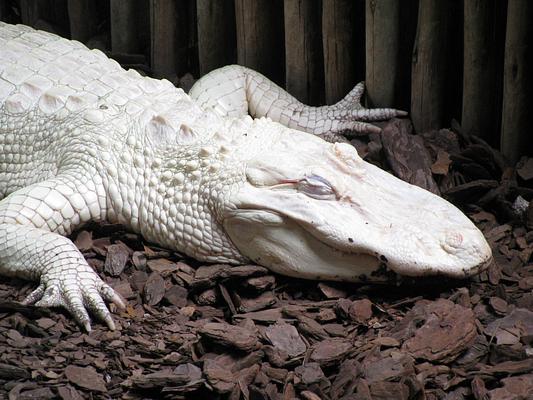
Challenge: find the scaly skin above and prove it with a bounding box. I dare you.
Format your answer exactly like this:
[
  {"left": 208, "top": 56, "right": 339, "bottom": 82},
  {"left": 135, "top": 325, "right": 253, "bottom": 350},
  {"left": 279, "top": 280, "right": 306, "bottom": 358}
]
[
  {"left": 0, "top": 23, "right": 493, "bottom": 331},
  {"left": 190, "top": 65, "right": 407, "bottom": 139}
]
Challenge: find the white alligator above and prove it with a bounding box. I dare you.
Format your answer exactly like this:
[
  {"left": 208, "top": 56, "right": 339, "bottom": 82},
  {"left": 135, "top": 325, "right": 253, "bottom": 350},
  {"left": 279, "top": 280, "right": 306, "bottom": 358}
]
[{"left": 0, "top": 23, "right": 492, "bottom": 331}]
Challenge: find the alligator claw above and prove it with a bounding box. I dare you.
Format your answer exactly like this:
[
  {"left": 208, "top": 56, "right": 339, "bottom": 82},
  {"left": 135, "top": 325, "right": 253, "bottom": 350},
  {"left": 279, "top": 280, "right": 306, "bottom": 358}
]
[{"left": 22, "top": 265, "right": 125, "bottom": 332}]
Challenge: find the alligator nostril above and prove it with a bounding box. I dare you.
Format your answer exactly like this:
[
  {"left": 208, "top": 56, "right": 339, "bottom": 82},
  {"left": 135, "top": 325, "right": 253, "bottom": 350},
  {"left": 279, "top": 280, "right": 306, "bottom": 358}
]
[{"left": 442, "top": 231, "right": 463, "bottom": 253}]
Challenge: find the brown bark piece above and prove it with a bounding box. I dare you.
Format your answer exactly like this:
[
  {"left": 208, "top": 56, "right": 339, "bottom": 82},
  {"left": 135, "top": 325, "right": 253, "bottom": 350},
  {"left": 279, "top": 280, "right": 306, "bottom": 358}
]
[
  {"left": 335, "top": 298, "right": 373, "bottom": 323},
  {"left": 487, "top": 374, "right": 533, "bottom": 400},
  {"left": 310, "top": 339, "right": 353, "bottom": 367},
  {"left": 191, "top": 264, "right": 268, "bottom": 290},
  {"left": 164, "top": 285, "right": 188, "bottom": 307},
  {"left": 147, "top": 259, "right": 178, "bottom": 275},
  {"left": 203, "top": 359, "right": 235, "bottom": 393},
  {"left": 381, "top": 119, "right": 440, "bottom": 194},
  {"left": 392, "top": 299, "right": 477, "bottom": 363},
  {"left": 104, "top": 243, "right": 129, "bottom": 276},
  {"left": 0, "top": 363, "right": 29, "bottom": 380},
  {"left": 485, "top": 308, "right": 533, "bottom": 345},
  {"left": 74, "top": 231, "right": 92, "bottom": 252},
  {"left": 57, "top": 385, "right": 84, "bottom": 400},
  {"left": 265, "top": 322, "right": 306, "bottom": 358},
  {"left": 517, "top": 158, "right": 533, "bottom": 181},
  {"left": 362, "top": 353, "right": 415, "bottom": 383},
  {"left": 64, "top": 365, "right": 107, "bottom": 393},
  {"left": 143, "top": 272, "right": 166, "bottom": 306},
  {"left": 370, "top": 381, "right": 410, "bottom": 400},
  {"left": 294, "top": 362, "right": 327, "bottom": 387},
  {"left": 132, "top": 363, "right": 203, "bottom": 389},
  {"left": 444, "top": 179, "right": 499, "bottom": 205},
  {"left": 199, "top": 322, "right": 260, "bottom": 352}
]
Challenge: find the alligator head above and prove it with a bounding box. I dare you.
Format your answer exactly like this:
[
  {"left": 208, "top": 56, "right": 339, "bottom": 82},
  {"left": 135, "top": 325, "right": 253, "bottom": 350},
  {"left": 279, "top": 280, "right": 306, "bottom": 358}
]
[{"left": 222, "top": 120, "right": 493, "bottom": 282}]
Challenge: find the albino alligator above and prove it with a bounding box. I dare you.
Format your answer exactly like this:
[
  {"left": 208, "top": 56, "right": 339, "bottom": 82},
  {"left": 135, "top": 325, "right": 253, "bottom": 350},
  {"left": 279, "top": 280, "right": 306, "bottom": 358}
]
[{"left": 0, "top": 23, "right": 492, "bottom": 331}]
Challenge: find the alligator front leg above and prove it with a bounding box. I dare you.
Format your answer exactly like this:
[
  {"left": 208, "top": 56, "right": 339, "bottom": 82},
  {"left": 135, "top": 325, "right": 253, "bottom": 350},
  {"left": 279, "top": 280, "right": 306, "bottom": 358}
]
[
  {"left": 0, "top": 175, "right": 124, "bottom": 331},
  {"left": 189, "top": 65, "right": 407, "bottom": 137}
]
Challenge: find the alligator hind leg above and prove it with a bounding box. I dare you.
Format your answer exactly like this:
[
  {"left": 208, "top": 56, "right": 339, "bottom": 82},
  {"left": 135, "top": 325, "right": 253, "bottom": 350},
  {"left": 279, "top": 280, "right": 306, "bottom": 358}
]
[
  {"left": 0, "top": 174, "right": 124, "bottom": 331},
  {"left": 189, "top": 65, "right": 407, "bottom": 137}
]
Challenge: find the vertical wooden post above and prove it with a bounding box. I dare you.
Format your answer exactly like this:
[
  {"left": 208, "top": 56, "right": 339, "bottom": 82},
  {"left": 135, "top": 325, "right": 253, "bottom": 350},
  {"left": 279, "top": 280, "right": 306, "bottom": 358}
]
[
  {"left": 501, "top": 0, "right": 533, "bottom": 163},
  {"left": 67, "top": 0, "right": 96, "bottom": 42},
  {"left": 365, "top": 0, "right": 400, "bottom": 108},
  {"left": 110, "top": 0, "right": 140, "bottom": 53},
  {"left": 150, "top": 0, "right": 177, "bottom": 79},
  {"left": 19, "top": 0, "right": 40, "bottom": 27},
  {"left": 197, "top": 0, "right": 236, "bottom": 76},
  {"left": 322, "top": 0, "right": 361, "bottom": 104},
  {"left": 410, "top": 0, "right": 449, "bottom": 133},
  {"left": 395, "top": 0, "right": 419, "bottom": 111},
  {"left": 235, "top": 0, "right": 285, "bottom": 85},
  {"left": 283, "top": 0, "right": 324, "bottom": 105},
  {"left": 0, "top": 1, "right": 7, "bottom": 21},
  {"left": 462, "top": 1, "right": 498, "bottom": 141}
]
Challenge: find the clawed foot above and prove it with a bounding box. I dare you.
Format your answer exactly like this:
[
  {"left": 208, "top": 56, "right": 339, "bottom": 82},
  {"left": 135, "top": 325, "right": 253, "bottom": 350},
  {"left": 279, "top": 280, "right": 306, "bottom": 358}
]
[
  {"left": 330, "top": 81, "right": 408, "bottom": 136},
  {"left": 22, "top": 265, "right": 125, "bottom": 332}
]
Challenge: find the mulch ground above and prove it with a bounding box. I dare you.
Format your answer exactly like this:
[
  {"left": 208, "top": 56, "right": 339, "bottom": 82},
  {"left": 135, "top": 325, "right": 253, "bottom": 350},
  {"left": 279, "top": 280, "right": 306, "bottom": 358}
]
[{"left": 0, "top": 119, "right": 532, "bottom": 400}]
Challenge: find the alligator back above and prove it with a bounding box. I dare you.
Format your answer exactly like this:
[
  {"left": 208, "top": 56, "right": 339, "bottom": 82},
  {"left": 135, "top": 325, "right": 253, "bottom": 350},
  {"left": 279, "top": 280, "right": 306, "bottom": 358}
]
[{"left": 0, "top": 22, "right": 203, "bottom": 199}]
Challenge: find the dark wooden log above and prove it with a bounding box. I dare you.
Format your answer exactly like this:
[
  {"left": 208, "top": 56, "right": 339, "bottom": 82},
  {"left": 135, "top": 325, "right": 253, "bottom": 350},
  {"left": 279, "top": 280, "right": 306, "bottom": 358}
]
[
  {"left": 0, "top": 1, "right": 7, "bottom": 21},
  {"left": 500, "top": 0, "right": 533, "bottom": 163},
  {"left": 283, "top": 0, "right": 324, "bottom": 105},
  {"left": 185, "top": 0, "right": 199, "bottom": 77},
  {"left": 410, "top": 0, "right": 449, "bottom": 133},
  {"left": 365, "top": 0, "right": 400, "bottom": 108},
  {"left": 197, "top": 0, "right": 236, "bottom": 76},
  {"left": 110, "top": 0, "right": 140, "bottom": 53},
  {"left": 322, "top": 0, "right": 361, "bottom": 104},
  {"left": 235, "top": 0, "right": 285, "bottom": 85},
  {"left": 67, "top": 0, "right": 97, "bottom": 42},
  {"left": 19, "top": 0, "right": 40, "bottom": 26},
  {"left": 462, "top": 1, "right": 499, "bottom": 142},
  {"left": 150, "top": 0, "right": 178, "bottom": 79}
]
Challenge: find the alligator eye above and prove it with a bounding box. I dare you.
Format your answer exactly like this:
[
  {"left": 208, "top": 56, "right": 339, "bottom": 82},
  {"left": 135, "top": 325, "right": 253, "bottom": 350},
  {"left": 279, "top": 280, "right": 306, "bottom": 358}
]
[{"left": 297, "top": 175, "right": 337, "bottom": 200}]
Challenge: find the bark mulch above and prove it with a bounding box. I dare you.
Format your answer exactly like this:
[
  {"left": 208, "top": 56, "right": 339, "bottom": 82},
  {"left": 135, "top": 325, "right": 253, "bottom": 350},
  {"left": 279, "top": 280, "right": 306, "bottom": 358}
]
[{"left": 0, "top": 119, "right": 532, "bottom": 399}]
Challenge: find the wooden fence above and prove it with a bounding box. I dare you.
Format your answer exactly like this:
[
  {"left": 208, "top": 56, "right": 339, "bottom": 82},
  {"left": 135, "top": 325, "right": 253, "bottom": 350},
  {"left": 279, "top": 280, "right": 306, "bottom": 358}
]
[{"left": 1, "top": 0, "right": 532, "bottom": 163}]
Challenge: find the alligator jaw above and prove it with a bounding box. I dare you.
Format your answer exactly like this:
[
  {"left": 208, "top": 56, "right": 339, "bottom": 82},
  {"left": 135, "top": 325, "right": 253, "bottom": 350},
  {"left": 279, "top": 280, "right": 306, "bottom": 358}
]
[
  {"left": 223, "top": 209, "right": 397, "bottom": 283},
  {"left": 222, "top": 132, "right": 493, "bottom": 281}
]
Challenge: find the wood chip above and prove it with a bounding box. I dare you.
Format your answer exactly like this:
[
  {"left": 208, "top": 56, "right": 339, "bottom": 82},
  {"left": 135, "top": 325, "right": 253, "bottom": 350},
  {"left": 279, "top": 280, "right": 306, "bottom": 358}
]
[
  {"left": 381, "top": 119, "right": 440, "bottom": 194},
  {"left": 64, "top": 365, "right": 107, "bottom": 393},
  {"left": 164, "top": 285, "right": 188, "bottom": 307},
  {"left": 199, "top": 322, "right": 260, "bottom": 352},
  {"left": 104, "top": 243, "right": 130, "bottom": 276},
  {"left": 264, "top": 322, "right": 306, "bottom": 358},
  {"left": 191, "top": 264, "right": 268, "bottom": 290},
  {"left": 392, "top": 299, "right": 477, "bottom": 362},
  {"left": 143, "top": 272, "right": 166, "bottom": 306}
]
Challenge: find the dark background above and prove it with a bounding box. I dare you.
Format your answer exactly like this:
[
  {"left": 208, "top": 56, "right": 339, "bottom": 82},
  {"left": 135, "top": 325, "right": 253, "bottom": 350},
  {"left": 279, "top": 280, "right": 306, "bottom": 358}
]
[{"left": 1, "top": 0, "right": 532, "bottom": 162}]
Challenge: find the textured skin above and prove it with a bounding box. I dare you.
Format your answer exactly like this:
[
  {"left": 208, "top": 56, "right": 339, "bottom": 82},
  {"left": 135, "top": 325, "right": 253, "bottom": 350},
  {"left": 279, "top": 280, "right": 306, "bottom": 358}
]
[
  {"left": 190, "top": 65, "right": 407, "bottom": 138},
  {"left": 0, "top": 23, "right": 493, "bottom": 331}
]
